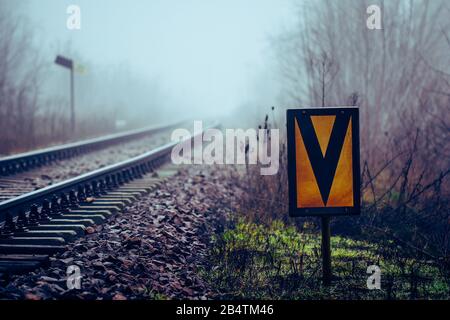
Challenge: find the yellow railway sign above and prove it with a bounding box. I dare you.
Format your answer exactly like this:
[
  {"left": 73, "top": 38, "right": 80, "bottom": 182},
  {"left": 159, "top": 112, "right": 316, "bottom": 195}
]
[{"left": 287, "top": 107, "right": 360, "bottom": 216}]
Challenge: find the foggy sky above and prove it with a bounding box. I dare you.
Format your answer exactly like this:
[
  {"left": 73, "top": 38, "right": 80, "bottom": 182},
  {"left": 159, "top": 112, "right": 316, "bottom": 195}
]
[{"left": 17, "top": 0, "right": 297, "bottom": 120}]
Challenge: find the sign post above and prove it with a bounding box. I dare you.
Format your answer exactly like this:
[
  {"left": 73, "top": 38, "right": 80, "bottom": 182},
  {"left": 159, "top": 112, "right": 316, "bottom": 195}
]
[
  {"left": 321, "top": 216, "right": 332, "bottom": 285},
  {"left": 286, "top": 107, "right": 360, "bottom": 285},
  {"left": 55, "top": 55, "right": 75, "bottom": 133}
]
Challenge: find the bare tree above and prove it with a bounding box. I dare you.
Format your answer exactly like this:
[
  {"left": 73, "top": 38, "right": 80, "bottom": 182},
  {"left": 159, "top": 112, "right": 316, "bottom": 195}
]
[
  {"left": 0, "top": 2, "right": 44, "bottom": 154},
  {"left": 276, "top": 0, "right": 450, "bottom": 166}
]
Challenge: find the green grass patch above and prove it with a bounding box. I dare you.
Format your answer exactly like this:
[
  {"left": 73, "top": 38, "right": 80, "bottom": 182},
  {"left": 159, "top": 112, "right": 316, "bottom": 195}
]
[{"left": 203, "top": 218, "right": 449, "bottom": 300}]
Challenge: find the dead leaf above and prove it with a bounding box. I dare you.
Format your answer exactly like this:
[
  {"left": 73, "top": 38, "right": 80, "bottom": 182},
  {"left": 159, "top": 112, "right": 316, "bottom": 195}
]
[
  {"left": 25, "top": 293, "right": 42, "bottom": 300},
  {"left": 112, "top": 293, "right": 127, "bottom": 300}
]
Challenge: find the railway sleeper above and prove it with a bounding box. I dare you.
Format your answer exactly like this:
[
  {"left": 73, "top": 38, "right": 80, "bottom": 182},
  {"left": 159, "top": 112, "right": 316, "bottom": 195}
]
[
  {"left": 125, "top": 183, "right": 161, "bottom": 190},
  {"left": 115, "top": 188, "right": 150, "bottom": 195},
  {"left": 0, "top": 244, "right": 65, "bottom": 255},
  {"left": 79, "top": 200, "right": 127, "bottom": 209},
  {"left": 126, "top": 180, "right": 160, "bottom": 185},
  {"left": 98, "top": 193, "right": 138, "bottom": 201},
  {"left": 106, "top": 191, "right": 142, "bottom": 198},
  {"left": 120, "top": 182, "right": 154, "bottom": 188},
  {"left": 76, "top": 205, "right": 120, "bottom": 214},
  {"left": 30, "top": 224, "right": 85, "bottom": 237},
  {"left": 156, "top": 170, "right": 179, "bottom": 178},
  {"left": 58, "top": 214, "right": 106, "bottom": 224},
  {"left": 0, "top": 260, "right": 45, "bottom": 274},
  {"left": 46, "top": 218, "right": 95, "bottom": 227},
  {"left": 0, "top": 236, "right": 66, "bottom": 246},
  {"left": 0, "top": 254, "right": 49, "bottom": 264},
  {"left": 16, "top": 229, "right": 78, "bottom": 241},
  {"left": 69, "top": 209, "right": 113, "bottom": 218},
  {"left": 0, "top": 254, "right": 50, "bottom": 276}
]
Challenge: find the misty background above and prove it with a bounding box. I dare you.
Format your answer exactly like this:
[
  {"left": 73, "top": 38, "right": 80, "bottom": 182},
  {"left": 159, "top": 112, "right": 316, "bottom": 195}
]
[{"left": 0, "top": 0, "right": 296, "bottom": 153}]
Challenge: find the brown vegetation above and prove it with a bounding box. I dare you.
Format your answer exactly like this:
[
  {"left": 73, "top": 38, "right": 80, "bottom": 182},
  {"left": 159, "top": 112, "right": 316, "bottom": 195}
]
[{"left": 227, "top": 0, "right": 450, "bottom": 297}]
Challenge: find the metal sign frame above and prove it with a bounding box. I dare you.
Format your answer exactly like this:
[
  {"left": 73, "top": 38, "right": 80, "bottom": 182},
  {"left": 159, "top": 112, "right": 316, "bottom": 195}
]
[
  {"left": 55, "top": 55, "right": 73, "bottom": 69},
  {"left": 287, "top": 107, "right": 360, "bottom": 217}
]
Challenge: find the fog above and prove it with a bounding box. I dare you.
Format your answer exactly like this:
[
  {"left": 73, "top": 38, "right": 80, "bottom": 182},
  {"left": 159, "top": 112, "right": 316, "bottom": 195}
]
[{"left": 13, "top": 0, "right": 296, "bottom": 125}]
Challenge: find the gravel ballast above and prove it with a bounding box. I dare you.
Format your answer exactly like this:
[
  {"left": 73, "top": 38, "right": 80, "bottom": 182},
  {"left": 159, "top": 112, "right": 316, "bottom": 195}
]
[{"left": 0, "top": 165, "right": 241, "bottom": 300}]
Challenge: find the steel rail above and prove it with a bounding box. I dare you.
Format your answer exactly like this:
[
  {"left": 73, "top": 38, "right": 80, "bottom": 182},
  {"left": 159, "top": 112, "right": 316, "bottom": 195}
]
[
  {"left": 0, "top": 121, "right": 183, "bottom": 176},
  {"left": 0, "top": 122, "right": 218, "bottom": 223}
]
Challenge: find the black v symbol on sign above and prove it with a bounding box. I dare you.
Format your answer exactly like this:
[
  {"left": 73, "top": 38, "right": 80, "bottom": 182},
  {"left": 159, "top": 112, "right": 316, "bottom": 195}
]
[{"left": 296, "top": 113, "right": 351, "bottom": 205}]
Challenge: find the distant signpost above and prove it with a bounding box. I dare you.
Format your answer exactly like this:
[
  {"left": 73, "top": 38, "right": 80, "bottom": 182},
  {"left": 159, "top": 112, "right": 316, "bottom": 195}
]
[
  {"left": 55, "top": 55, "right": 75, "bottom": 133},
  {"left": 286, "top": 107, "right": 360, "bottom": 285}
]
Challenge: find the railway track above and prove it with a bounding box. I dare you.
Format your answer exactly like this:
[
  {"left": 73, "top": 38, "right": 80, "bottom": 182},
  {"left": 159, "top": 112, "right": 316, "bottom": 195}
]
[
  {"left": 0, "top": 122, "right": 216, "bottom": 279},
  {"left": 0, "top": 122, "right": 181, "bottom": 202},
  {"left": 0, "top": 122, "right": 179, "bottom": 177}
]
